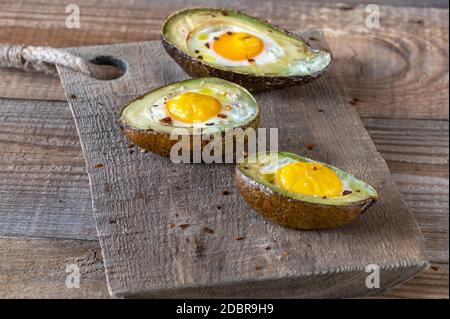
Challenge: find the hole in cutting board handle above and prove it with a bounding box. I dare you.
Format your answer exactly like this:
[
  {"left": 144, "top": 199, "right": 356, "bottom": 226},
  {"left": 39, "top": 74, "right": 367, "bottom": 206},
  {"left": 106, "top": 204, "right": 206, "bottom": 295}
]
[{"left": 89, "top": 55, "right": 127, "bottom": 80}]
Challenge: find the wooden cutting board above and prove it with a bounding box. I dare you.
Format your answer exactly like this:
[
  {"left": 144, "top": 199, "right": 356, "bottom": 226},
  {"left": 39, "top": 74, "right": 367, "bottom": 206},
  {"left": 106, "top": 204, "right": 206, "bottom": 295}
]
[{"left": 56, "top": 31, "right": 428, "bottom": 298}]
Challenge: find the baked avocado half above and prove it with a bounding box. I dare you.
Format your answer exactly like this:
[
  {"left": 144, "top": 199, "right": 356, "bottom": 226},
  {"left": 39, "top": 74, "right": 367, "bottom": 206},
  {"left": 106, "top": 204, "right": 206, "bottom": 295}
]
[
  {"left": 235, "top": 152, "right": 378, "bottom": 229},
  {"left": 119, "top": 77, "right": 259, "bottom": 160},
  {"left": 161, "top": 8, "right": 332, "bottom": 92}
]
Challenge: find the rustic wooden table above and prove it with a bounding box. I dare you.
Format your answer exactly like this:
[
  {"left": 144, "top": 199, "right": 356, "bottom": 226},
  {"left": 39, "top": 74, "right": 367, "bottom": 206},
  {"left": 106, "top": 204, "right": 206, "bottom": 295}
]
[{"left": 0, "top": 0, "right": 448, "bottom": 298}]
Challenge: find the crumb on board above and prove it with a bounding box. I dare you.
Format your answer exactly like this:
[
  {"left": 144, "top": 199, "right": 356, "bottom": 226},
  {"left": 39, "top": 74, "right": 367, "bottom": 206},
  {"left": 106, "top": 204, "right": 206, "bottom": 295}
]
[{"left": 203, "top": 226, "right": 215, "bottom": 234}]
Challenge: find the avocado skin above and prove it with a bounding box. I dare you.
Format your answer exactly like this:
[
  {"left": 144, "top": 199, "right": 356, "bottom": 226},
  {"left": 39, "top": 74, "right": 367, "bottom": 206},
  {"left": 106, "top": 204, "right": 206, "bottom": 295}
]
[
  {"left": 119, "top": 114, "right": 259, "bottom": 159},
  {"left": 161, "top": 8, "right": 332, "bottom": 92},
  {"left": 235, "top": 167, "right": 376, "bottom": 230}
]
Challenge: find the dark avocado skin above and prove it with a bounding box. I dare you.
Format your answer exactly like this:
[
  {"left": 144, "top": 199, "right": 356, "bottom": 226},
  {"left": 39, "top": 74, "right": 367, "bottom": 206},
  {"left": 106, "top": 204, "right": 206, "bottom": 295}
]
[
  {"left": 119, "top": 115, "right": 259, "bottom": 160},
  {"left": 235, "top": 167, "right": 377, "bottom": 230},
  {"left": 161, "top": 8, "right": 332, "bottom": 93}
]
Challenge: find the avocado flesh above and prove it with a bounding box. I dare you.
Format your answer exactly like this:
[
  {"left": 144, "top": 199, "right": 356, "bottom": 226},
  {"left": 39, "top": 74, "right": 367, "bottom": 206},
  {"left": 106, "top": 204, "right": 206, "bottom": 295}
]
[
  {"left": 120, "top": 77, "right": 259, "bottom": 134},
  {"left": 161, "top": 8, "right": 332, "bottom": 91},
  {"left": 235, "top": 152, "right": 378, "bottom": 229},
  {"left": 119, "top": 77, "right": 259, "bottom": 157}
]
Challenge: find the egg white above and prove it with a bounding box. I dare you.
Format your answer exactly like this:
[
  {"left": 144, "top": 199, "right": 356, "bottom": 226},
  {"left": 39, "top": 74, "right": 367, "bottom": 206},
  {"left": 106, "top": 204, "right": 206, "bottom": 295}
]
[
  {"left": 258, "top": 156, "right": 351, "bottom": 193},
  {"left": 145, "top": 86, "right": 256, "bottom": 129},
  {"left": 259, "top": 156, "right": 296, "bottom": 174},
  {"left": 187, "top": 25, "right": 284, "bottom": 67}
]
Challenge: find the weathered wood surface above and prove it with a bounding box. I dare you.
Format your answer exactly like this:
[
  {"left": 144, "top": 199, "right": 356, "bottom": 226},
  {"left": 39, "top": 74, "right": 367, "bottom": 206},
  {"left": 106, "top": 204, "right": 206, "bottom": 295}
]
[
  {"left": 0, "top": 236, "right": 109, "bottom": 299},
  {"left": 1, "top": 100, "right": 447, "bottom": 260},
  {"left": 382, "top": 263, "right": 449, "bottom": 299},
  {"left": 363, "top": 118, "right": 449, "bottom": 263},
  {"left": 0, "top": 2, "right": 448, "bottom": 120},
  {"left": 0, "top": 99, "right": 97, "bottom": 240},
  {"left": 4, "top": 108, "right": 445, "bottom": 299},
  {"left": 0, "top": 235, "right": 446, "bottom": 299},
  {"left": 363, "top": 118, "right": 449, "bottom": 179},
  {"left": 44, "top": 32, "right": 425, "bottom": 297},
  {"left": 0, "top": 0, "right": 447, "bottom": 299}
]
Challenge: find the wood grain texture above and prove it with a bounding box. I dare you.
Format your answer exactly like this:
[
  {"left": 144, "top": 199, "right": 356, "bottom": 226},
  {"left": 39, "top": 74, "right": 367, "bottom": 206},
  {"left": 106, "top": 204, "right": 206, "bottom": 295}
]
[
  {"left": 0, "top": 0, "right": 446, "bottom": 299},
  {"left": 0, "top": 99, "right": 447, "bottom": 264},
  {"left": 0, "top": 2, "right": 447, "bottom": 120},
  {"left": 363, "top": 118, "right": 449, "bottom": 178},
  {"left": 0, "top": 235, "right": 445, "bottom": 299},
  {"left": 392, "top": 174, "right": 448, "bottom": 263},
  {"left": 382, "top": 263, "right": 449, "bottom": 299},
  {"left": 363, "top": 117, "right": 449, "bottom": 263},
  {"left": 0, "top": 99, "right": 96, "bottom": 240},
  {"left": 0, "top": 236, "right": 108, "bottom": 298},
  {"left": 50, "top": 35, "right": 427, "bottom": 297}
]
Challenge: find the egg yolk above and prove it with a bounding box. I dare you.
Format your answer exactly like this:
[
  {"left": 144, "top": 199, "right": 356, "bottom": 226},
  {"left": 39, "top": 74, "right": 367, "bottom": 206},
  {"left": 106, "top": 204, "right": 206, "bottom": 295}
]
[
  {"left": 213, "top": 32, "right": 264, "bottom": 61},
  {"left": 275, "top": 162, "right": 343, "bottom": 197},
  {"left": 165, "top": 92, "right": 221, "bottom": 124}
]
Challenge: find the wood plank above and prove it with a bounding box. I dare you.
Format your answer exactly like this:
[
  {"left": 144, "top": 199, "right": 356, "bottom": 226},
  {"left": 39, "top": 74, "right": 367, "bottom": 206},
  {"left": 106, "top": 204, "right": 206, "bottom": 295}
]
[
  {"left": 51, "top": 36, "right": 427, "bottom": 297},
  {"left": 0, "top": 0, "right": 446, "bottom": 300},
  {"left": 0, "top": 69, "right": 65, "bottom": 103},
  {"left": 0, "top": 98, "right": 446, "bottom": 263},
  {"left": 392, "top": 174, "right": 449, "bottom": 263},
  {"left": 328, "top": 10, "right": 448, "bottom": 120},
  {"left": 0, "top": 2, "right": 447, "bottom": 120},
  {"left": 0, "top": 235, "right": 445, "bottom": 299},
  {"left": 382, "top": 263, "right": 449, "bottom": 299},
  {"left": 0, "top": 1, "right": 446, "bottom": 48},
  {"left": 0, "top": 99, "right": 96, "bottom": 240},
  {"left": 363, "top": 117, "right": 449, "bottom": 263},
  {"left": 0, "top": 236, "right": 108, "bottom": 298},
  {"left": 363, "top": 118, "right": 449, "bottom": 178}
]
